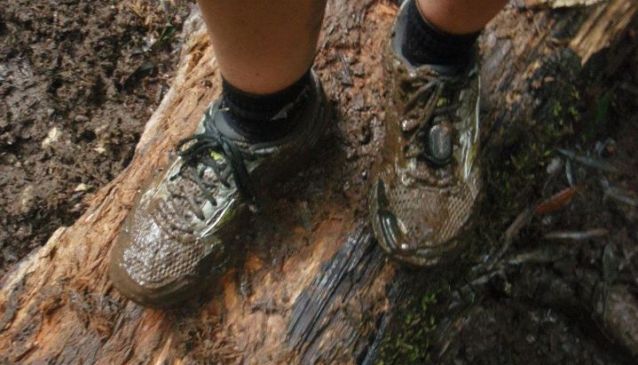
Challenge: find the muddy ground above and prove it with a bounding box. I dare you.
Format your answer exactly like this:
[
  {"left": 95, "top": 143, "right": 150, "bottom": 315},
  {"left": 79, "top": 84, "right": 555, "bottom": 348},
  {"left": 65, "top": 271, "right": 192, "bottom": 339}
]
[
  {"left": 0, "top": 0, "right": 191, "bottom": 276},
  {"left": 1, "top": 1, "right": 638, "bottom": 364},
  {"left": 377, "top": 22, "right": 638, "bottom": 364}
]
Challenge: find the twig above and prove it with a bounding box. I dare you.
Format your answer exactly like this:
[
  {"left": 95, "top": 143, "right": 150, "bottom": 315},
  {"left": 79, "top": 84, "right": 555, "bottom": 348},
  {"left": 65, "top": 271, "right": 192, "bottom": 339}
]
[
  {"left": 544, "top": 228, "right": 608, "bottom": 241},
  {"left": 557, "top": 148, "right": 619, "bottom": 174}
]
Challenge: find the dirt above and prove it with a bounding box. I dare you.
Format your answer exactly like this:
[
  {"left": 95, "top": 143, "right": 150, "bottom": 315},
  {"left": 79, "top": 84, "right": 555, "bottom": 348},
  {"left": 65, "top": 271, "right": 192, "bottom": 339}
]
[
  {"left": 378, "top": 21, "right": 638, "bottom": 365},
  {"left": 446, "top": 38, "right": 638, "bottom": 365},
  {"left": 0, "top": 0, "right": 191, "bottom": 275}
]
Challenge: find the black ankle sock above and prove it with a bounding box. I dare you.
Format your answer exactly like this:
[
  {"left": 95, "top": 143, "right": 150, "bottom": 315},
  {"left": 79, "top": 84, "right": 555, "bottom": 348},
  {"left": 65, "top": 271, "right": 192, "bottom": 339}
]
[
  {"left": 222, "top": 70, "right": 312, "bottom": 140},
  {"left": 402, "top": 0, "right": 480, "bottom": 68}
]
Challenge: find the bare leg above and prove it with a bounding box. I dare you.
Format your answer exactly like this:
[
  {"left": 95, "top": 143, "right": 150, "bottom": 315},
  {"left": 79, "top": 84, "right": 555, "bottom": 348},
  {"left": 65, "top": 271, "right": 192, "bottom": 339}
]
[
  {"left": 197, "top": 0, "right": 327, "bottom": 94},
  {"left": 417, "top": 0, "right": 507, "bottom": 35}
]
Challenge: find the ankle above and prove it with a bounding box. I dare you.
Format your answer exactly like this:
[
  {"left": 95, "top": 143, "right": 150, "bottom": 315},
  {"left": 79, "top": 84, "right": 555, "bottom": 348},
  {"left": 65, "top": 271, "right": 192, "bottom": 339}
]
[
  {"left": 401, "top": 0, "right": 479, "bottom": 68},
  {"left": 221, "top": 70, "right": 312, "bottom": 141}
]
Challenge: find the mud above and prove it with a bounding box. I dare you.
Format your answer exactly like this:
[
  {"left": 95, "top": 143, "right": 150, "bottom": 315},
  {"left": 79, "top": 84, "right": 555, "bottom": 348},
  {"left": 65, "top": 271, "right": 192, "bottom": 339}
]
[
  {"left": 1, "top": 1, "right": 637, "bottom": 364},
  {"left": 378, "top": 21, "right": 638, "bottom": 365},
  {"left": 0, "top": 0, "right": 191, "bottom": 275}
]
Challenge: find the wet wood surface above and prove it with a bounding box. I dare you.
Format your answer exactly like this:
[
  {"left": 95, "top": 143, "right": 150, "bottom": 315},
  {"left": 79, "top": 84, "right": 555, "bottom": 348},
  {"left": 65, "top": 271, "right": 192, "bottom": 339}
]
[{"left": 0, "top": 1, "right": 636, "bottom": 364}]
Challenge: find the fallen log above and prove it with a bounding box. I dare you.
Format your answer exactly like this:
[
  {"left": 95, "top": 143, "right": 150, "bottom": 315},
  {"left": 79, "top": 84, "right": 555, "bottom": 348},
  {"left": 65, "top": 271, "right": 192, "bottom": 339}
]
[{"left": 1, "top": 0, "right": 636, "bottom": 364}]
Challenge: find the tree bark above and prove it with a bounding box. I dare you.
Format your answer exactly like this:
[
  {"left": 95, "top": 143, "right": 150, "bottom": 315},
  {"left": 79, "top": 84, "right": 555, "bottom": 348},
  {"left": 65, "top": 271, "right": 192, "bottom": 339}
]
[{"left": 1, "top": 1, "right": 636, "bottom": 364}]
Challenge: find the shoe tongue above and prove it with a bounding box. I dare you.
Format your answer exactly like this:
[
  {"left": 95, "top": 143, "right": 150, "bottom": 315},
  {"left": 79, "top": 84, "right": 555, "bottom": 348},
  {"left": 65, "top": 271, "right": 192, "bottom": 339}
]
[
  {"left": 425, "top": 122, "right": 453, "bottom": 166},
  {"left": 211, "top": 104, "right": 296, "bottom": 147},
  {"left": 209, "top": 106, "right": 251, "bottom": 144}
]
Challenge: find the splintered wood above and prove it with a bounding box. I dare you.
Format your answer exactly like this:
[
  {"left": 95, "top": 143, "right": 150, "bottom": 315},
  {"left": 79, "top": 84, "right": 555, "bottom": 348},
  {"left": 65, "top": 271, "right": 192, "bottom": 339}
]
[{"left": 525, "top": 0, "right": 604, "bottom": 8}]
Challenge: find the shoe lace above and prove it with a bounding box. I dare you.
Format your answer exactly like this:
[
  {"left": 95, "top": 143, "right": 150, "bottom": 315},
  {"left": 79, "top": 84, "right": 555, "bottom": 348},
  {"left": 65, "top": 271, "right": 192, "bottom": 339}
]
[
  {"left": 174, "top": 108, "right": 257, "bottom": 212},
  {"left": 402, "top": 73, "right": 461, "bottom": 163}
]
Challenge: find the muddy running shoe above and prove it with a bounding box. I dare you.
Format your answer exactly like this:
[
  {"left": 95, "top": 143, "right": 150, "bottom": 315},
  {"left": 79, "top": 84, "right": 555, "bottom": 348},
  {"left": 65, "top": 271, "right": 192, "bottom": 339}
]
[
  {"left": 109, "top": 71, "right": 327, "bottom": 307},
  {"left": 368, "top": 3, "right": 481, "bottom": 267}
]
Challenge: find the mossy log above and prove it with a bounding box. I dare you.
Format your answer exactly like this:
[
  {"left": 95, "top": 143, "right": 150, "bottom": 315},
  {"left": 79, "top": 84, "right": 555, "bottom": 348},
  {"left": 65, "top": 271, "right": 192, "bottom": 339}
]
[{"left": 1, "top": 0, "right": 636, "bottom": 364}]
